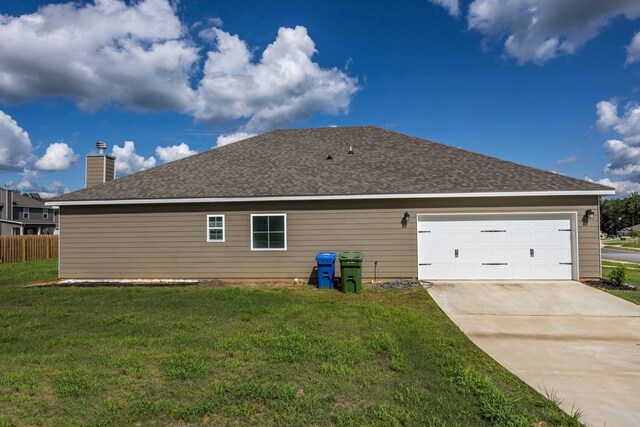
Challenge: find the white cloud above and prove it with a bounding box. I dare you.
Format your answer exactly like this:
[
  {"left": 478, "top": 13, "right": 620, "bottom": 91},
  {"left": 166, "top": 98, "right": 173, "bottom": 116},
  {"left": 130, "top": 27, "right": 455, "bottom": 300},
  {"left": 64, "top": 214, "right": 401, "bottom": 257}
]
[
  {"left": 112, "top": 141, "right": 156, "bottom": 175},
  {"left": 16, "top": 169, "right": 69, "bottom": 199},
  {"left": 596, "top": 98, "right": 640, "bottom": 184},
  {"left": 598, "top": 101, "right": 640, "bottom": 144},
  {"left": 216, "top": 132, "right": 257, "bottom": 146},
  {"left": 193, "top": 26, "right": 358, "bottom": 138},
  {"left": 468, "top": 0, "right": 640, "bottom": 64},
  {"left": 0, "top": 0, "right": 198, "bottom": 110},
  {"left": 428, "top": 0, "right": 460, "bottom": 17},
  {"left": 34, "top": 142, "right": 79, "bottom": 171},
  {"left": 602, "top": 139, "right": 640, "bottom": 176},
  {"left": 16, "top": 169, "right": 39, "bottom": 192},
  {"left": 0, "top": 110, "right": 33, "bottom": 170},
  {"left": 596, "top": 100, "right": 619, "bottom": 130},
  {"left": 594, "top": 178, "right": 640, "bottom": 197},
  {"left": 553, "top": 154, "right": 580, "bottom": 169},
  {"left": 627, "top": 31, "right": 640, "bottom": 64},
  {"left": 0, "top": 3, "right": 358, "bottom": 137},
  {"left": 612, "top": 103, "right": 640, "bottom": 144},
  {"left": 155, "top": 142, "right": 197, "bottom": 163}
]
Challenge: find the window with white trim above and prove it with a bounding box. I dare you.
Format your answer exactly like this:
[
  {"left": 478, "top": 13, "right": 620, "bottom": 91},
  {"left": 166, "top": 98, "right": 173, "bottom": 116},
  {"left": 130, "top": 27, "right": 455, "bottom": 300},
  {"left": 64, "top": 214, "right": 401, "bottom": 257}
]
[
  {"left": 43, "top": 209, "right": 49, "bottom": 220},
  {"left": 23, "top": 207, "right": 29, "bottom": 219},
  {"left": 251, "top": 214, "right": 287, "bottom": 250},
  {"left": 207, "top": 215, "right": 225, "bottom": 242}
]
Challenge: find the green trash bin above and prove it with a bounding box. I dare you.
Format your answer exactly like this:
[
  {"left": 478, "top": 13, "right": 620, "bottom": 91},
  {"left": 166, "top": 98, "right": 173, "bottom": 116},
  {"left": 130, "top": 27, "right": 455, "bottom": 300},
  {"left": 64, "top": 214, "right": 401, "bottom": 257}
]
[{"left": 339, "top": 251, "right": 364, "bottom": 293}]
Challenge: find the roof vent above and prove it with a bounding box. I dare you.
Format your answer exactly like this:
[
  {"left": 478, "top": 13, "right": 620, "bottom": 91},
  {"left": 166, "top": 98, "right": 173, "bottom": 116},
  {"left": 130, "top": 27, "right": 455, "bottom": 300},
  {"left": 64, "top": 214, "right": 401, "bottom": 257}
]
[
  {"left": 326, "top": 154, "right": 333, "bottom": 160},
  {"left": 348, "top": 146, "right": 354, "bottom": 155},
  {"left": 96, "top": 141, "right": 107, "bottom": 155}
]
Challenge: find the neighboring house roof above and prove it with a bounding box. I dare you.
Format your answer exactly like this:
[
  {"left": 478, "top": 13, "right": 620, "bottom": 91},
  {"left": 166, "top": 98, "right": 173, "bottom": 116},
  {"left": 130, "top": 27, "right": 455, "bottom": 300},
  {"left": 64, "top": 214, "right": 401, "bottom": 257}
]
[
  {"left": 50, "top": 126, "right": 613, "bottom": 204},
  {"left": 12, "top": 192, "right": 47, "bottom": 208}
]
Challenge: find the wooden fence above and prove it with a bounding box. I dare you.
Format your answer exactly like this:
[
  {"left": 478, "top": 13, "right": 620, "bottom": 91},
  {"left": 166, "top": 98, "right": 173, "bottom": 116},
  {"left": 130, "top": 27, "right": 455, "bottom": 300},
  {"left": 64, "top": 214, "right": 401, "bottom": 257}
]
[{"left": 0, "top": 235, "right": 59, "bottom": 263}]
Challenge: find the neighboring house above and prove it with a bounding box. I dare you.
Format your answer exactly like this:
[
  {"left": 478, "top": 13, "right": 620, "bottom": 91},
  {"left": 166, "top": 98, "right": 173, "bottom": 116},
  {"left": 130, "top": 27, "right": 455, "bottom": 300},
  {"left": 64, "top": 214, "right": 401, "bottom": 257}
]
[
  {"left": 48, "top": 127, "right": 614, "bottom": 281},
  {"left": 0, "top": 189, "right": 58, "bottom": 235},
  {"left": 619, "top": 225, "right": 640, "bottom": 237}
]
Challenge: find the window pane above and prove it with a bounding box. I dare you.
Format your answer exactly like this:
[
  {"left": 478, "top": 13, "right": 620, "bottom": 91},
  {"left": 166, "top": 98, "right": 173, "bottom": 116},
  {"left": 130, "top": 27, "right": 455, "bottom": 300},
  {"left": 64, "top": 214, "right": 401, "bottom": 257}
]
[
  {"left": 269, "top": 215, "right": 285, "bottom": 232},
  {"left": 269, "top": 231, "right": 285, "bottom": 248},
  {"left": 253, "top": 232, "right": 269, "bottom": 248},
  {"left": 209, "top": 216, "right": 223, "bottom": 228},
  {"left": 253, "top": 216, "right": 269, "bottom": 233},
  {"left": 209, "top": 229, "right": 223, "bottom": 241}
]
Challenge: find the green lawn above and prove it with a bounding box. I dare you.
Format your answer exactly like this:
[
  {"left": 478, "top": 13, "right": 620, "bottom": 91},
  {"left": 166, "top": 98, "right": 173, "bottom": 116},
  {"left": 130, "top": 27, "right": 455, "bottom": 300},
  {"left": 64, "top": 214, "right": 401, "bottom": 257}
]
[
  {"left": 602, "top": 260, "right": 640, "bottom": 305},
  {"left": 602, "top": 239, "right": 640, "bottom": 251},
  {"left": 0, "top": 260, "right": 577, "bottom": 426}
]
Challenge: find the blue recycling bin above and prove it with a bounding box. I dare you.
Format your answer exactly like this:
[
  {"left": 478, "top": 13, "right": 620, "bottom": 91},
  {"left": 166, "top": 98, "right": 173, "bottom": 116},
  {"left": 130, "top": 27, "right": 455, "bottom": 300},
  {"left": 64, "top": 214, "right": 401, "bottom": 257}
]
[{"left": 316, "top": 252, "right": 337, "bottom": 289}]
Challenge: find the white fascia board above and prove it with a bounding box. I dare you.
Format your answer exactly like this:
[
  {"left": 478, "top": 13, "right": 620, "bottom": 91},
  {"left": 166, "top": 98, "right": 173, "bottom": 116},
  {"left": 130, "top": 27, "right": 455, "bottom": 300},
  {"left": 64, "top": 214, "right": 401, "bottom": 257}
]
[{"left": 45, "top": 189, "right": 615, "bottom": 207}]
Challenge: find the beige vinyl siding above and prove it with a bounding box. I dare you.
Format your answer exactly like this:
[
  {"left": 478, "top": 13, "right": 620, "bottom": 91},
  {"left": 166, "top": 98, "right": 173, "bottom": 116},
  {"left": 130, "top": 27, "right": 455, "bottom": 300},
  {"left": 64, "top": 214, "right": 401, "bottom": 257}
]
[
  {"left": 86, "top": 157, "right": 106, "bottom": 188},
  {"left": 105, "top": 157, "right": 115, "bottom": 182},
  {"left": 59, "top": 195, "right": 601, "bottom": 279}
]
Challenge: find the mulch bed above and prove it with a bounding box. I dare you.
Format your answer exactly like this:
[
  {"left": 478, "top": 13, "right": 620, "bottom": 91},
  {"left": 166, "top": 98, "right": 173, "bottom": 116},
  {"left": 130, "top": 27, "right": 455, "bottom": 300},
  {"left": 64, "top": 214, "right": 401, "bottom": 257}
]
[
  {"left": 25, "top": 279, "right": 200, "bottom": 288},
  {"left": 582, "top": 278, "right": 638, "bottom": 291}
]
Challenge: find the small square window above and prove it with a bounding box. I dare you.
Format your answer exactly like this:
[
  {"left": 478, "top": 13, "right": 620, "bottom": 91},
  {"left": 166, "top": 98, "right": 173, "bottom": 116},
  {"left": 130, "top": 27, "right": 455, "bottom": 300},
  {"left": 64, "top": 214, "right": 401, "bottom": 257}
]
[
  {"left": 206, "top": 215, "right": 225, "bottom": 242},
  {"left": 251, "top": 214, "right": 287, "bottom": 250}
]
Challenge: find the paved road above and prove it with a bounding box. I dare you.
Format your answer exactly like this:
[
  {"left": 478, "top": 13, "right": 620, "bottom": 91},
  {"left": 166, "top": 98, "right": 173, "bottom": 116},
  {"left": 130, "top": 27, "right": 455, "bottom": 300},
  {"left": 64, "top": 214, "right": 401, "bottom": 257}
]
[
  {"left": 602, "top": 247, "right": 640, "bottom": 263},
  {"left": 428, "top": 281, "right": 640, "bottom": 427}
]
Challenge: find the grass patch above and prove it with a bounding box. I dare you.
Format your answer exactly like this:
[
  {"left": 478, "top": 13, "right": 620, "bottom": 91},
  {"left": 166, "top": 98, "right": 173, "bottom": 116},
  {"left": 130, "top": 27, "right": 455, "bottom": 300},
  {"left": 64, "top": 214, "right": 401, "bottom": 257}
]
[
  {"left": 0, "top": 260, "right": 575, "bottom": 425},
  {"left": 0, "top": 259, "right": 57, "bottom": 286},
  {"left": 162, "top": 352, "right": 210, "bottom": 380},
  {"left": 603, "top": 239, "right": 640, "bottom": 251},
  {"left": 55, "top": 370, "right": 94, "bottom": 397},
  {"left": 602, "top": 261, "right": 640, "bottom": 305}
]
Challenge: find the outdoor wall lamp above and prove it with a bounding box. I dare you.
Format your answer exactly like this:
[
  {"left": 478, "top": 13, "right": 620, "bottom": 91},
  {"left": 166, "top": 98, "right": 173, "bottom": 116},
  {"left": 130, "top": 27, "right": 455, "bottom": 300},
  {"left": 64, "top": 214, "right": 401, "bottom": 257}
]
[
  {"left": 585, "top": 209, "right": 595, "bottom": 220},
  {"left": 401, "top": 211, "right": 410, "bottom": 228}
]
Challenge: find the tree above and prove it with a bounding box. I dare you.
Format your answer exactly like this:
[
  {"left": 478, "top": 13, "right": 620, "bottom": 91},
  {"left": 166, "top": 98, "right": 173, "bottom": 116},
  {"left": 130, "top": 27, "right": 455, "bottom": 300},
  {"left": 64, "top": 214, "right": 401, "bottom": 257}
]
[
  {"left": 627, "top": 192, "right": 640, "bottom": 227},
  {"left": 600, "top": 197, "right": 628, "bottom": 236},
  {"left": 21, "top": 192, "right": 43, "bottom": 202}
]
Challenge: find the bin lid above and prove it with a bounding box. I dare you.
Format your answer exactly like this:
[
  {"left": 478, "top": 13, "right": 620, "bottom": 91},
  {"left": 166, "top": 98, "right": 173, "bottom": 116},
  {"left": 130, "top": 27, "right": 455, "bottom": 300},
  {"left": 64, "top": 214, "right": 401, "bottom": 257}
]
[
  {"left": 316, "top": 251, "right": 336, "bottom": 262},
  {"left": 339, "top": 251, "right": 363, "bottom": 261}
]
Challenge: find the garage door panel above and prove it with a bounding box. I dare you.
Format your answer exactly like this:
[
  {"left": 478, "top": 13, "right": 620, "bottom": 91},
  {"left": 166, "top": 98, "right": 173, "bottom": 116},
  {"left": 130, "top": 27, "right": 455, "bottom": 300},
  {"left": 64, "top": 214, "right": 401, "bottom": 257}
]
[
  {"left": 417, "top": 215, "right": 574, "bottom": 281},
  {"left": 419, "top": 263, "right": 478, "bottom": 280}
]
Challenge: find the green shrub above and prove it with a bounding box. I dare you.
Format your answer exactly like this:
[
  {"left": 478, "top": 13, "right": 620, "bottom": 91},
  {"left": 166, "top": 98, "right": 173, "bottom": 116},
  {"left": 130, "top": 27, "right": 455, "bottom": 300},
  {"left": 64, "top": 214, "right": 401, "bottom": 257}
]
[
  {"left": 608, "top": 265, "right": 627, "bottom": 286},
  {"left": 629, "top": 229, "right": 640, "bottom": 239}
]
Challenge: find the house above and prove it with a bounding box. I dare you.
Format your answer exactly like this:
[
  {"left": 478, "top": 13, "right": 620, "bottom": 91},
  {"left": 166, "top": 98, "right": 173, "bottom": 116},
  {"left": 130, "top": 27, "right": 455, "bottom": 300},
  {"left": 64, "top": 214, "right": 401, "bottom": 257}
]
[
  {"left": 48, "top": 126, "right": 614, "bottom": 281},
  {"left": 619, "top": 225, "right": 640, "bottom": 237},
  {"left": 0, "top": 189, "right": 58, "bottom": 235}
]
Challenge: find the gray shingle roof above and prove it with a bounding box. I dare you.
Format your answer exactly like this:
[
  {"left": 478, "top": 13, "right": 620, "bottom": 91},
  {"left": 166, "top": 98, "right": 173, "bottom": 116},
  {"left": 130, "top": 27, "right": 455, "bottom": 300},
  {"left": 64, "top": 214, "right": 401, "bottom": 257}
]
[
  {"left": 52, "top": 126, "right": 612, "bottom": 202},
  {"left": 10, "top": 191, "right": 47, "bottom": 208},
  {"left": 2, "top": 189, "right": 43, "bottom": 207}
]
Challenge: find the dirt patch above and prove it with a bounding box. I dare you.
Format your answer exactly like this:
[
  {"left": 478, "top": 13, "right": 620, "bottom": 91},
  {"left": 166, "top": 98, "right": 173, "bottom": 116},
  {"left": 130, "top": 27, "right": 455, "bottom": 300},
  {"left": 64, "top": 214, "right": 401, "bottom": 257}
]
[{"left": 582, "top": 278, "right": 638, "bottom": 292}]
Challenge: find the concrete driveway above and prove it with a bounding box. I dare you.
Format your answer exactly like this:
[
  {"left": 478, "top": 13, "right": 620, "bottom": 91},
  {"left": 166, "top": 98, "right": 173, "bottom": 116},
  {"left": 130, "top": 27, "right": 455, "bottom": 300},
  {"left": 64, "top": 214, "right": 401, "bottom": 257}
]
[
  {"left": 428, "top": 281, "right": 640, "bottom": 427},
  {"left": 602, "top": 247, "right": 640, "bottom": 263}
]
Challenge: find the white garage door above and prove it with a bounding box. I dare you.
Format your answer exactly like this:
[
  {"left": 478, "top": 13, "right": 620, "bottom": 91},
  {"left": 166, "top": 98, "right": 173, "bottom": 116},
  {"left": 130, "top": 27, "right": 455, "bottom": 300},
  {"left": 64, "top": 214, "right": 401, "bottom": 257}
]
[{"left": 417, "top": 215, "right": 574, "bottom": 280}]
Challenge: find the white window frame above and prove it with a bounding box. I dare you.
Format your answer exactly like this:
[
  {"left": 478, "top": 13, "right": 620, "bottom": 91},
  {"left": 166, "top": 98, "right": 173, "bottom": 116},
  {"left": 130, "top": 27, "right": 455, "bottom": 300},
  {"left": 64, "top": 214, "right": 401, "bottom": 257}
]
[
  {"left": 250, "top": 213, "right": 287, "bottom": 251},
  {"left": 206, "top": 214, "right": 225, "bottom": 242},
  {"left": 43, "top": 209, "right": 49, "bottom": 220},
  {"left": 23, "top": 207, "right": 29, "bottom": 219}
]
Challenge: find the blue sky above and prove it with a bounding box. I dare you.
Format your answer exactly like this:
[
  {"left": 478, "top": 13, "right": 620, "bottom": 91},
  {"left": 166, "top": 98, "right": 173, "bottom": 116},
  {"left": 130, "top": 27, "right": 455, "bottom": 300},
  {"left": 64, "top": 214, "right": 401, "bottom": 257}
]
[{"left": 1, "top": 0, "right": 640, "bottom": 197}]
